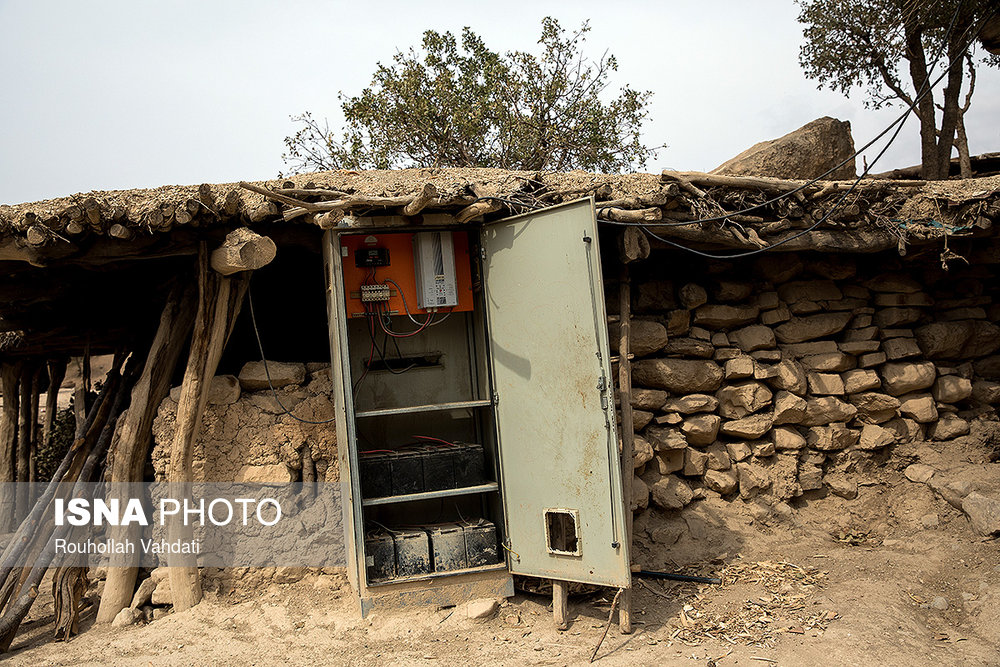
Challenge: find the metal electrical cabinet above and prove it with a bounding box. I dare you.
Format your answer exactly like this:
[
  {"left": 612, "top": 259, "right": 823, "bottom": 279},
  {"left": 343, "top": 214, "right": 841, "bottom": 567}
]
[{"left": 323, "top": 199, "right": 631, "bottom": 614}]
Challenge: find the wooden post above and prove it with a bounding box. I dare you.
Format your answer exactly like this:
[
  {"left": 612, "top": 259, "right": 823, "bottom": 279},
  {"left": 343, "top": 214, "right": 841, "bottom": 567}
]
[
  {"left": 0, "top": 363, "right": 21, "bottom": 533},
  {"left": 96, "top": 284, "right": 196, "bottom": 624},
  {"left": 15, "top": 362, "right": 35, "bottom": 523},
  {"left": 167, "top": 244, "right": 248, "bottom": 612},
  {"left": 209, "top": 227, "right": 276, "bottom": 276},
  {"left": 617, "top": 262, "right": 636, "bottom": 635},
  {"left": 553, "top": 580, "right": 569, "bottom": 630},
  {"left": 42, "top": 360, "right": 66, "bottom": 455}
]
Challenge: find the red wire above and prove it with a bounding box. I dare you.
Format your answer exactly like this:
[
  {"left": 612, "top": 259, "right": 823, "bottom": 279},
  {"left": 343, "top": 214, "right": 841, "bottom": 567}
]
[
  {"left": 377, "top": 306, "right": 434, "bottom": 338},
  {"left": 412, "top": 435, "right": 457, "bottom": 447}
]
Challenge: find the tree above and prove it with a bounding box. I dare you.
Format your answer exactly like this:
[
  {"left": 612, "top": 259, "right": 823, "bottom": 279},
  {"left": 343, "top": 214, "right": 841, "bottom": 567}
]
[
  {"left": 282, "top": 18, "right": 657, "bottom": 174},
  {"left": 797, "top": 0, "right": 999, "bottom": 179}
]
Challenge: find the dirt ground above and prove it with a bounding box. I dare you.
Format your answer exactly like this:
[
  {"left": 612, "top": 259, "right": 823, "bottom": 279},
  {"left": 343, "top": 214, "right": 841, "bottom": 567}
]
[{"left": 5, "top": 436, "right": 999, "bottom": 667}]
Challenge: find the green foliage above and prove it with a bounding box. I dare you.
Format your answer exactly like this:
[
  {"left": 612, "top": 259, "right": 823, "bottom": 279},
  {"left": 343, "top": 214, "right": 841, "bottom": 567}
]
[{"left": 282, "top": 18, "right": 657, "bottom": 174}]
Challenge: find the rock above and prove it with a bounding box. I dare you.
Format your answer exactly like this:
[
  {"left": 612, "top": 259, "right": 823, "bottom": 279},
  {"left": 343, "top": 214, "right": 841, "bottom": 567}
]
[
  {"left": 662, "top": 394, "right": 718, "bottom": 414},
  {"left": 151, "top": 578, "right": 171, "bottom": 606},
  {"left": 874, "top": 292, "right": 933, "bottom": 308},
  {"left": 635, "top": 281, "right": 676, "bottom": 312},
  {"left": 751, "top": 349, "right": 782, "bottom": 363},
  {"left": 678, "top": 283, "right": 708, "bottom": 309},
  {"left": 808, "top": 373, "right": 845, "bottom": 396},
  {"left": 839, "top": 341, "right": 880, "bottom": 355},
  {"left": 933, "top": 376, "right": 973, "bottom": 403},
  {"left": 633, "top": 410, "right": 653, "bottom": 430},
  {"left": 849, "top": 392, "right": 901, "bottom": 423},
  {"left": 772, "top": 391, "right": 807, "bottom": 425},
  {"left": 663, "top": 337, "right": 715, "bottom": 358},
  {"left": 729, "top": 325, "right": 776, "bottom": 353},
  {"left": 736, "top": 461, "right": 772, "bottom": 500},
  {"left": 705, "top": 443, "right": 732, "bottom": 470},
  {"left": 632, "top": 359, "right": 724, "bottom": 393},
  {"left": 806, "top": 425, "right": 859, "bottom": 451},
  {"left": 767, "top": 360, "right": 808, "bottom": 395},
  {"left": 782, "top": 341, "right": 840, "bottom": 357},
  {"left": 898, "top": 394, "right": 938, "bottom": 423},
  {"left": 467, "top": 598, "right": 499, "bottom": 620},
  {"left": 713, "top": 280, "right": 753, "bottom": 302},
  {"left": 845, "top": 326, "right": 878, "bottom": 342},
  {"left": 712, "top": 332, "right": 731, "bottom": 347},
  {"left": 802, "top": 397, "right": 857, "bottom": 426},
  {"left": 928, "top": 416, "right": 970, "bottom": 440},
  {"left": 774, "top": 312, "right": 853, "bottom": 344},
  {"left": 726, "top": 441, "right": 752, "bottom": 462},
  {"left": 971, "top": 380, "right": 1000, "bottom": 404},
  {"left": 716, "top": 382, "right": 773, "bottom": 419},
  {"left": 725, "top": 356, "right": 756, "bottom": 380},
  {"left": 974, "top": 355, "right": 1000, "bottom": 380},
  {"left": 681, "top": 415, "right": 721, "bottom": 446},
  {"left": 238, "top": 361, "right": 306, "bottom": 391},
  {"left": 856, "top": 424, "right": 897, "bottom": 450},
  {"left": 130, "top": 576, "right": 157, "bottom": 609},
  {"left": 682, "top": 448, "right": 710, "bottom": 476},
  {"left": 757, "top": 291, "right": 780, "bottom": 309},
  {"left": 882, "top": 338, "right": 922, "bottom": 361},
  {"left": 631, "top": 476, "right": 650, "bottom": 511},
  {"left": 632, "top": 435, "right": 654, "bottom": 468},
  {"left": 645, "top": 426, "right": 688, "bottom": 451},
  {"left": 773, "top": 426, "right": 807, "bottom": 450},
  {"left": 884, "top": 418, "right": 924, "bottom": 443},
  {"left": 170, "top": 375, "right": 241, "bottom": 405},
  {"left": 881, "top": 362, "right": 937, "bottom": 396},
  {"left": 874, "top": 308, "right": 922, "bottom": 329},
  {"left": 961, "top": 493, "right": 1000, "bottom": 536},
  {"left": 920, "top": 513, "right": 940, "bottom": 529},
  {"left": 756, "top": 254, "right": 804, "bottom": 283},
  {"left": 825, "top": 474, "right": 858, "bottom": 499},
  {"left": 798, "top": 463, "right": 824, "bottom": 491},
  {"left": 916, "top": 321, "right": 1000, "bottom": 359},
  {"left": 751, "top": 440, "right": 776, "bottom": 457},
  {"left": 710, "top": 116, "right": 856, "bottom": 180},
  {"left": 859, "top": 352, "right": 887, "bottom": 368},
  {"left": 112, "top": 607, "right": 144, "bottom": 629},
  {"left": 801, "top": 352, "right": 854, "bottom": 372},
  {"left": 655, "top": 449, "right": 685, "bottom": 475},
  {"left": 720, "top": 414, "right": 773, "bottom": 439},
  {"left": 693, "top": 304, "right": 760, "bottom": 329},
  {"left": 630, "top": 388, "right": 668, "bottom": 411},
  {"left": 865, "top": 273, "right": 921, "bottom": 293},
  {"left": 650, "top": 475, "right": 694, "bottom": 510},
  {"left": 930, "top": 596, "right": 949, "bottom": 611},
  {"left": 236, "top": 464, "right": 294, "bottom": 484},
  {"left": 609, "top": 320, "right": 669, "bottom": 357},
  {"left": 777, "top": 280, "right": 843, "bottom": 304},
  {"left": 843, "top": 369, "right": 881, "bottom": 394},
  {"left": 665, "top": 310, "right": 690, "bottom": 335},
  {"left": 761, "top": 304, "right": 792, "bottom": 325},
  {"left": 904, "top": 463, "right": 936, "bottom": 484},
  {"left": 704, "top": 469, "right": 739, "bottom": 495}
]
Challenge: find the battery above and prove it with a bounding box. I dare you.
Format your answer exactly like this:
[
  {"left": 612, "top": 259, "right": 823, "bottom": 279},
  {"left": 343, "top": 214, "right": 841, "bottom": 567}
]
[
  {"left": 358, "top": 451, "right": 393, "bottom": 498},
  {"left": 393, "top": 529, "right": 431, "bottom": 577},
  {"left": 390, "top": 449, "right": 425, "bottom": 495},
  {"left": 419, "top": 445, "right": 456, "bottom": 491},
  {"left": 453, "top": 443, "right": 485, "bottom": 487},
  {"left": 428, "top": 523, "right": 468, "bottom": 572},
  {"left": 364, "top": 532, "right": 395, "bottom": 581},
  {"left": 464, "top": 521, "right": 500, "bottom": 567}
]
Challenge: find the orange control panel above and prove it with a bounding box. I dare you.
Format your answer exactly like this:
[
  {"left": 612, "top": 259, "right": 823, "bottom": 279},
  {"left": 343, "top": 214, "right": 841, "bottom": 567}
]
[{"left": 340, "top": 232, "right": 475, "bottom": 318}]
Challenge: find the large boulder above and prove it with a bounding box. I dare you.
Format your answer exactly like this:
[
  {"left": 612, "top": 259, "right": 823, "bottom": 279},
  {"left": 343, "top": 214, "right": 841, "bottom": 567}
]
[
  {"left": 710, "top": 117, "right": 856, "bottom": 180},
  {"left": 961, "top": 493, "right": 1000, "bottom": 536},
  {"left": 633, "top": 359, "right": 724, "bottom": 393}
]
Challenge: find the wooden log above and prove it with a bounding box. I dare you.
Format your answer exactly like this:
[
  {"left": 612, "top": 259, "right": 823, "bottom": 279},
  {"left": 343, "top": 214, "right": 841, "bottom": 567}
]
[
  {"left": 42, "top": 360, "right": 66, "bottom": 460},
  {"left": 599, "top": 207, "right": 662, "bottom": 223},
  {"left": 0, "top": 363, "right": 21, "bottom": 533},
  {"left": 617, "top": 266, "right": 635, "bottom": 635},
  {"left": 617, "top": 227, "right": 650, "bottom": 263},
  {"left": 15, "top": 363, "right": 35, "bottom": 522},
  {"left": 108, "top": 223, "right": 134, "bottom": 240},
  {"left": 27, "top": 367, "right": 40, "bottom": 489},
  {"left": 247, "top": 201, "right": 278, "bottom": 224},
  {"left": 402, "top": 183, "right": 438, "bottom": 216},
  {"left": 167, "top": 245, "right": 248, "bottom": 612},
  {"left": 83, "top": 198, "right": 102, "bottom": 231},
  {"left": 25, "top": 226, "right": 47, "bottom": 247},
  {"left": 96, "top": 284, "right": 196, "bottom": 624},
  {"left": 220, "top": 190, "right": 241, "bottom": 217},
  {"left": 209, "top": 227, "right": 277, "bottom": 275},
  {"left": 455, "top": 200, "right": 502, "bottom": 224},
  {"left": 553, "top": 579, "right": 569, "bottom": 630},
  {"left": 314, "top": 210, "right": 345, "bottom": 230},
  {"left": 64, "top": 221, "right": 86, "bottom": 236}
]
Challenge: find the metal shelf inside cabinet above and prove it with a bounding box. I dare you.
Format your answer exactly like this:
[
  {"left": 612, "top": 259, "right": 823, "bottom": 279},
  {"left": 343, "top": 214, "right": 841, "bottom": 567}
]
[
  {"left": 361, "top": 482, "right": 499, "bottom": 507},
  {"left": 367, "top": 562, "right": 508, "bottom": 587},
  {"left": 354, "top": 398, "right": 493, "bottom": 419}
]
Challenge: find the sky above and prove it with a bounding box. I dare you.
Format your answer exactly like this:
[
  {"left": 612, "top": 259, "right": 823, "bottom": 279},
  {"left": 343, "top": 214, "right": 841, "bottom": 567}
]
[{"left": 1, "top": 0, "right": 998, "bottom": 205}]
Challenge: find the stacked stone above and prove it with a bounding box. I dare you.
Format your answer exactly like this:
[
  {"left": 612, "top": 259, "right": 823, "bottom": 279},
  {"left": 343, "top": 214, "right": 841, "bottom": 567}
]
[{"left": 620, "top": 254, "right": 1000, "bottom": 514}]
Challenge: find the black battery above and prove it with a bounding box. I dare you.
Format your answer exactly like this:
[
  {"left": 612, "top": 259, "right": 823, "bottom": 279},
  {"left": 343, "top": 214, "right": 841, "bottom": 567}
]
[
  {"left": 420, "top": 445, "right": 456, "bottom": 491},
  {"left": 358, "top": 451, "right": 393, "bottom": 498},
  {"left": 390, "top": 449, "right": 424, "bottom": 495},
  {"left": 393, "top": 529, "right": 431, "bottom": 577},
  {"left": 464, "top": 520, "right": 500, "bottom": 567},
  {"left": 428, "top": 523, "right": 468, "bottom": 572},
  {"left": 453, "top": 443, "right": 485, "bottom": 487},
  {"left": 364, "top": 532, "right": 395, "bottom": 581}
]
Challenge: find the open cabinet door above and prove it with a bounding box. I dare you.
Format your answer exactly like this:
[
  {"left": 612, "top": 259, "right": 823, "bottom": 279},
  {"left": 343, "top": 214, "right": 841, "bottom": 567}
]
[{"left": 482, "top": 199, "right": 630, "bottom": 588}]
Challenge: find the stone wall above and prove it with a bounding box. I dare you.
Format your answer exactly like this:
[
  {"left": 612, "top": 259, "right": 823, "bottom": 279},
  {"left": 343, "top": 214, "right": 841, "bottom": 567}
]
[
  {"left": 617, "top": 250, "right": 1000, "bottom": 514},
  {"left": 150, "top": 362, "right": 337, "bottom": 483}
]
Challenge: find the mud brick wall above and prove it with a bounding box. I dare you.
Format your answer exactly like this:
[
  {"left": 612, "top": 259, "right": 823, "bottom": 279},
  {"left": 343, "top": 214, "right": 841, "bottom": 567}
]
[{"left": 615, "top": 250, "right": 1000, "bottom": 513}]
